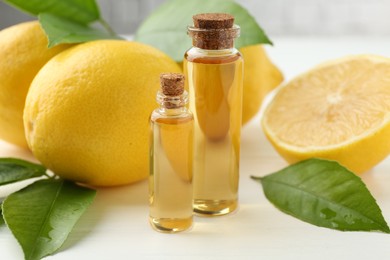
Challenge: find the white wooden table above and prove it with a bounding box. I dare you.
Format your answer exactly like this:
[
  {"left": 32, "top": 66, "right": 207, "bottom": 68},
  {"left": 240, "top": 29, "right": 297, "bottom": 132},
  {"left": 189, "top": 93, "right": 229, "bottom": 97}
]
[{"left": 1, "top": 37, "right": 390, "bottom": 259}]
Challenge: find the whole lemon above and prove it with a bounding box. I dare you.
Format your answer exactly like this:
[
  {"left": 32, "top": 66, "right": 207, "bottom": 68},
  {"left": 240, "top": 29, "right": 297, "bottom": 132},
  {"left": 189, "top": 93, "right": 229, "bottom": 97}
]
[
  {"left": 24, "top": 40, "right": 181, "bottom": 186},
  {"left": 0, "top": 21, "right": 70, "bottom": 147},
  {"left": 240, "top": 45, "right": 283, "bottom": 125}
]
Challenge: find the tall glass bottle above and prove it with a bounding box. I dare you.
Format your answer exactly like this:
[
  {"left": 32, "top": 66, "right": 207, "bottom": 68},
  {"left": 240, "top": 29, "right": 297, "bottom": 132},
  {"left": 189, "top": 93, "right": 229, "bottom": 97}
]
[
  {"left": 149, "top": 73, "right": 194, "bottom": 232},
  {"left": 184, "top": 13, "right": 244, "bottom": 216}
]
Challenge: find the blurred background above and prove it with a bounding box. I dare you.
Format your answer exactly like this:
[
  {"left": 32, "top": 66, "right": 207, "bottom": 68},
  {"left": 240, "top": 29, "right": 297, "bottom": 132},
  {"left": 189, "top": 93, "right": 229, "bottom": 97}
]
[{"left": 1, "top": 0, "right": 389, "bottom": 37}]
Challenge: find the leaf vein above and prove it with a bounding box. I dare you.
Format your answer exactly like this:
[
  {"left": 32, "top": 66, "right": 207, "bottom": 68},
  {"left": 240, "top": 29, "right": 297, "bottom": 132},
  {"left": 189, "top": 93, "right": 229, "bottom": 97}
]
[
  {"left": 263, "top": 178, "right": 386, "bottom": 229},
  {"left": 28, "top": 180, "right": 64, "bottom": 260}
]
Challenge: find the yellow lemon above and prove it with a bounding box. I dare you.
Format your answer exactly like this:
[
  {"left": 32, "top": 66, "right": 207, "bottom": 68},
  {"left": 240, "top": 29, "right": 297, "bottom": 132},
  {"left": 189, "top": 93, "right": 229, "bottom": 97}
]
[
  {"left": 240, "top": 45, "right": 284, "bottom": 125},
  {"left": 0, "top": 21, "right": 70, "bottom": 148},
  {"left": 262, "top": 55, "right": 390, "bottom": 173},
  {"left": 24, "top": 40, "right": 181, "bottom": 186}
]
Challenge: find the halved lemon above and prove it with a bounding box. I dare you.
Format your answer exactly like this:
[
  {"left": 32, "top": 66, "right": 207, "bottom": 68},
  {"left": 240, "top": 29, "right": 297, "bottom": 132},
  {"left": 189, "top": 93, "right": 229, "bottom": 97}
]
[{"left": 262, "top": 55, "right": 390, "bottom": 173}]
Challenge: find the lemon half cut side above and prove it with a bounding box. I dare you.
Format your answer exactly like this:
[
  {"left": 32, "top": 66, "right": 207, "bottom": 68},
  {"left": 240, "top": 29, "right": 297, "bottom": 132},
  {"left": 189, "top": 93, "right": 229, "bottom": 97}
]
[{"left": 262, "top": 55, "right": 390, "bottom": 174}]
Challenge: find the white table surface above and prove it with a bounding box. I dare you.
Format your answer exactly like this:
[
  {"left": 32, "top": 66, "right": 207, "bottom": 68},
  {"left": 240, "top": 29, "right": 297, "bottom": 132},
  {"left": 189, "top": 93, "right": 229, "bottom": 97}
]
[{"left": 1, "top": 37, "right": 390, "bottom": 259}]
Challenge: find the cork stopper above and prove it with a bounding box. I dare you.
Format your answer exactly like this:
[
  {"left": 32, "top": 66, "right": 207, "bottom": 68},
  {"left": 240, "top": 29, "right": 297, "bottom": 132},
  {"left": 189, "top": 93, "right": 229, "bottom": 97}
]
[
  {"left": 189, "top": 13, "right": 239, "bottom": 50},
  {"left": 193, "top": 13, "right": 234, "bottom": 29},
  {"left": 159, "top": 73, "right": 185, "bottom": 96}
]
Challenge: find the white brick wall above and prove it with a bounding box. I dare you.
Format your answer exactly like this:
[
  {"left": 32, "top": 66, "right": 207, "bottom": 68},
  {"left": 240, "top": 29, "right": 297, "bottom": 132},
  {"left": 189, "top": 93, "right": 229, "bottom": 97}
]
[{"left": 1, "top": 0, "right": 389, "bottom": 36}]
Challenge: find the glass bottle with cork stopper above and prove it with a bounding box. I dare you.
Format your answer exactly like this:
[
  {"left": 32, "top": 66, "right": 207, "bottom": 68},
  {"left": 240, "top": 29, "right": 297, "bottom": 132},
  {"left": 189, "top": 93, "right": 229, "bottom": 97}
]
[
  {"left": 184, "top": 13, "right": 244, "bottom": 216},
  {"left": 149, "top": 72, "right": 194, "bottom": 233}
]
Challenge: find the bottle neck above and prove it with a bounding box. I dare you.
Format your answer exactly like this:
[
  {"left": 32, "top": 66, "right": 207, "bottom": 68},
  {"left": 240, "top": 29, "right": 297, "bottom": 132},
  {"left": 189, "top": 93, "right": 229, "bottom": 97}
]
[
  {"left": 188, "top": 47, "right": 239, "bottom": 56},
  {"left": 156, "top": 90, "right": 189, "bottom": 115}
]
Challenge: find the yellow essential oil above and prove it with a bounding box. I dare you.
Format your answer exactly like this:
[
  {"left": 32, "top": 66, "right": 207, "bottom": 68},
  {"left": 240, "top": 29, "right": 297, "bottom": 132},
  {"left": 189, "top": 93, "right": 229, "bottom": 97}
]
[
  {"left": 149, "top": 73, "right": 194, "bottom": 233},
  {"left": 184, "top": 13, "right": 244, "bottom": 216}
]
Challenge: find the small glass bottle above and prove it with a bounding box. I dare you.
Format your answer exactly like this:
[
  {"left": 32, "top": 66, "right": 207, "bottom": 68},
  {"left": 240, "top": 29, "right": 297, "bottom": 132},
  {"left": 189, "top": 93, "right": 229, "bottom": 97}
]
[
  {"left": 149, "top": 73, "right": 194, "bottom": 233},
  {"left": 184, "top": 13, "right": 244, "bottom": 216}
]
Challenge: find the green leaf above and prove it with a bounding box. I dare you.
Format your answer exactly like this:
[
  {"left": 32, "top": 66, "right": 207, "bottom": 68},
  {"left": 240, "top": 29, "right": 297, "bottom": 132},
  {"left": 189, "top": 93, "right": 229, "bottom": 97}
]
[
  {"left": 135, "top": 0, "right": 272, "bottom": 61},
  {"left": 39, "top": 13, "right": 122, "bottom": 47},
  {"left": 251, "top": 159, "right": 390, "bottom": 233},
  {"left": 0, "top": 204, "right": 4, "bottom": 226},
  {"left": 5, "top": 0, "right": 100, "bottom": 24},
  {"left": 0, "top": 158, "right": 46, "bottom": 186},
  {"left": 3, "top": 179, "right": 96, "bottom": 260}
]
